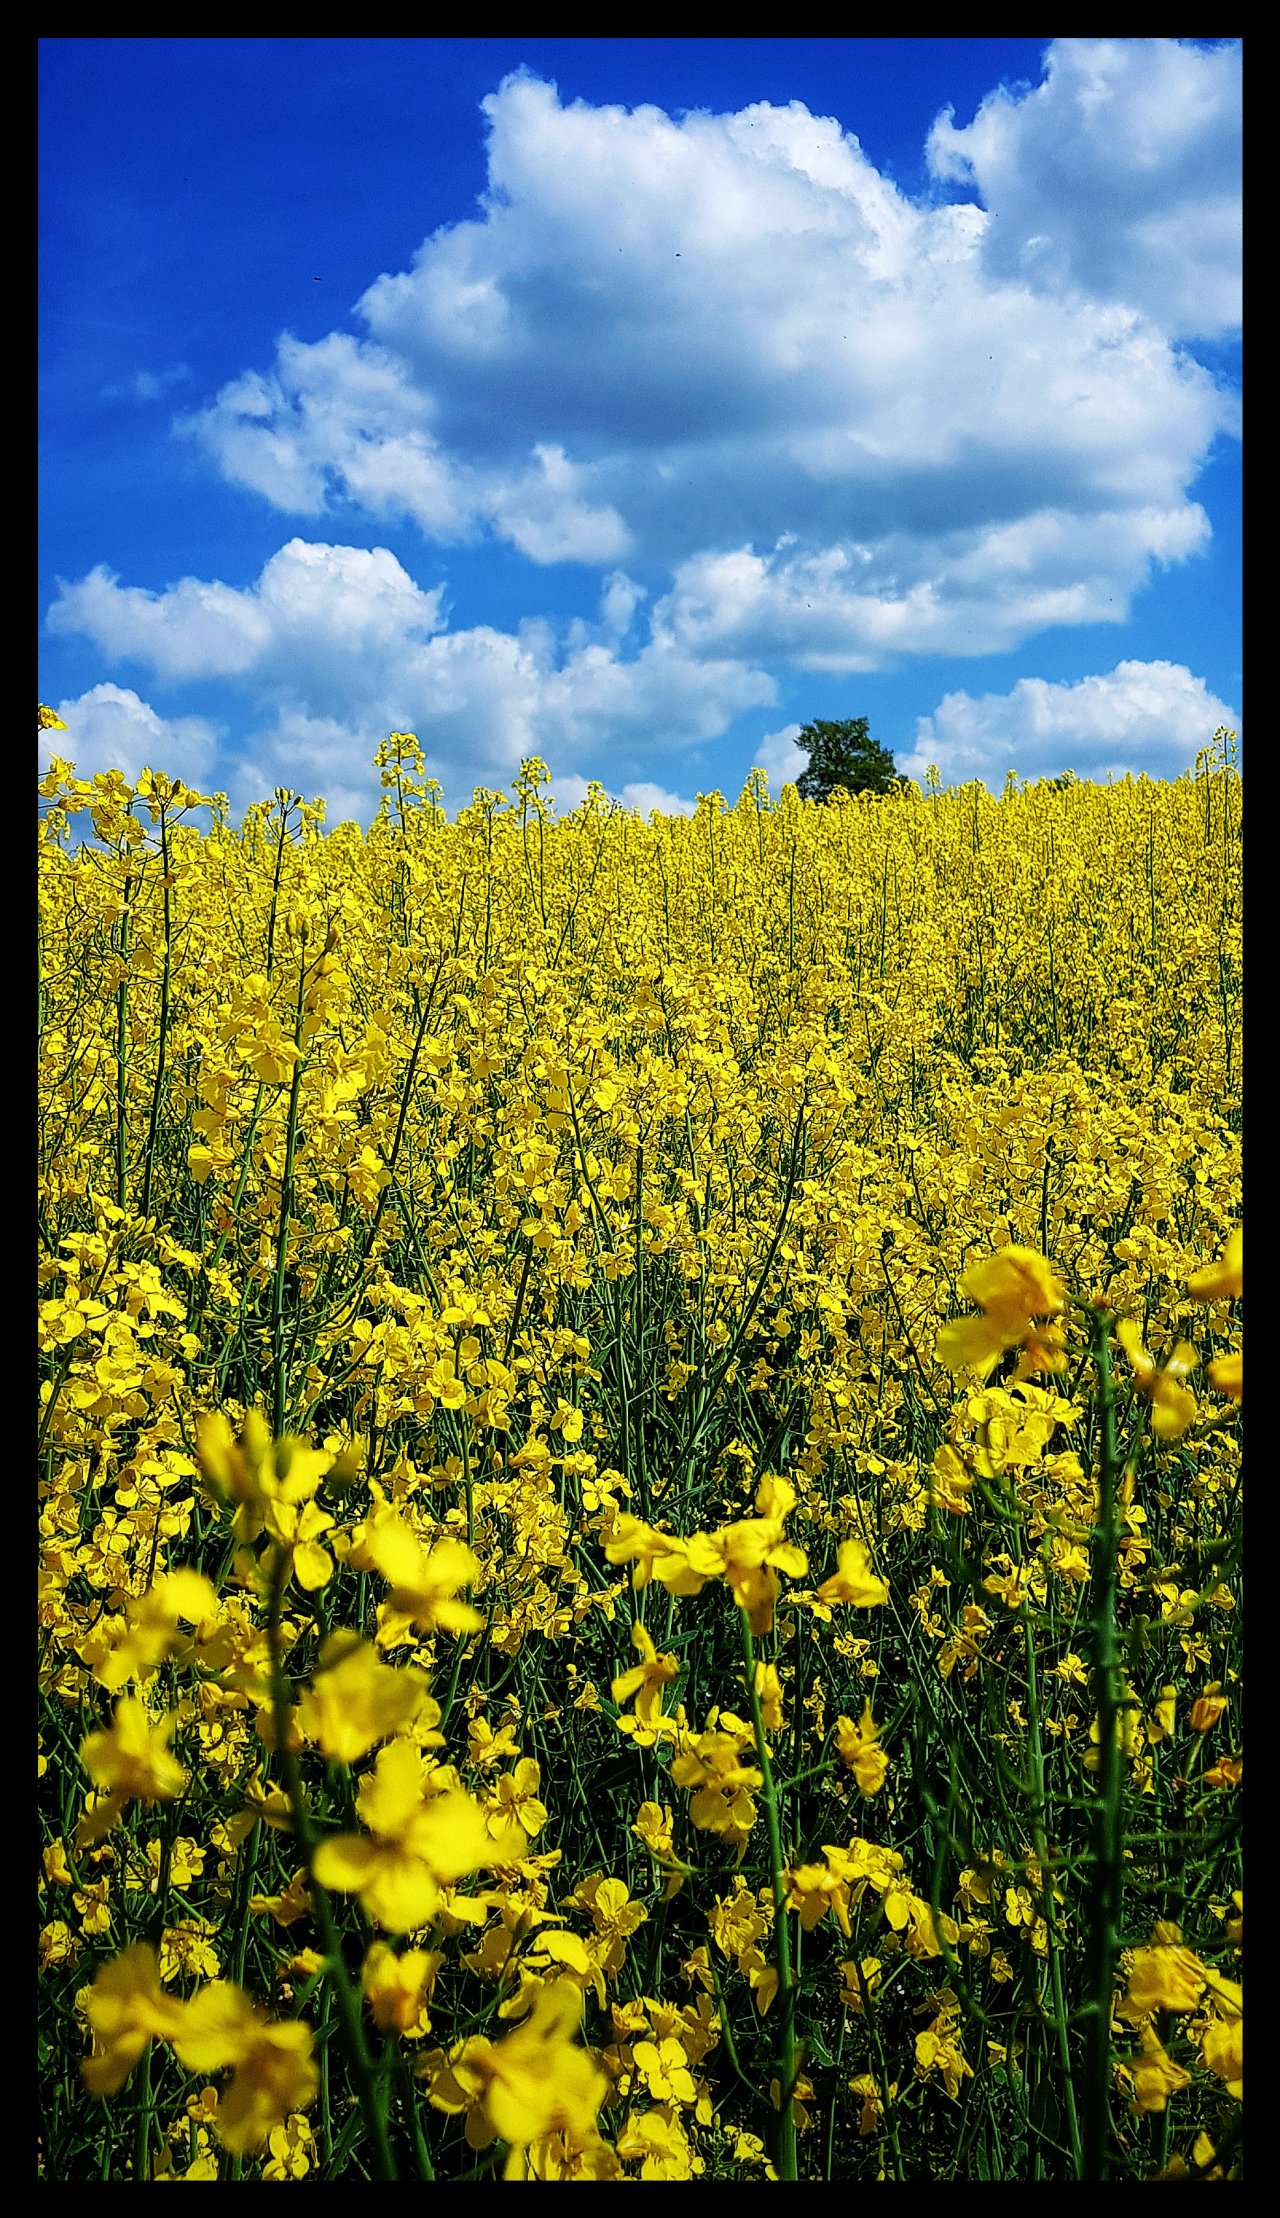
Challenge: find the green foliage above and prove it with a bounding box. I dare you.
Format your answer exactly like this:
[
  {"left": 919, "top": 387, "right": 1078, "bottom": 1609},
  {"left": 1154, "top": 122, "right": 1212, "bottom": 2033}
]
[{"left": 794, "top": 718, "right": 898, "bottom": 802}]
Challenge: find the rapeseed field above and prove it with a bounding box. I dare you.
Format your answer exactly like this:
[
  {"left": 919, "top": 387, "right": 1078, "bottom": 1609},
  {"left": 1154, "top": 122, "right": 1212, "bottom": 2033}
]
[{"left": 37, "top": 724, "right": 1242, "bottom": 2181}]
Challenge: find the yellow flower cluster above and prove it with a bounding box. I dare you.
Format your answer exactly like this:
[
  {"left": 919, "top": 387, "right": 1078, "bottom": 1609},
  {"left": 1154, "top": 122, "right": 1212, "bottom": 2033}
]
[
  {"left": 38, "top": 735, "right": 1241, "bottom": 2182},
  {"left": 82, "top": 1943, "right": 316, "bottom": 2155}
]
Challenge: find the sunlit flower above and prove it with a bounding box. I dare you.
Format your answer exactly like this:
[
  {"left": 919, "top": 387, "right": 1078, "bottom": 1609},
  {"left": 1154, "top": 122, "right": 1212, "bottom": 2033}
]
[
  {"left": 78, "top": 1697, "right": 187, "bottom": 1845},
  {"left": 94, "top": 1568, "right": 218, "bottom": 1692},
  {"left": 670, "top": 1722, "right": 762, "bottom": 1856},
  {"left": 786, "top": 1859, "right": 853, "bottom": 1936},
  {"left": 1208, "top": 1349, "right": 1242, "bottom": 1402},
  {"left": 172, "top": 1982, "right": 318, "bottom": 2154},
  {"left": 632, "top": 1801, "right": 692, "bottom": 1894},
  {"left": 1199, "top": 1975, "right": 1242, "bottom": 2097},
  {"left": 1188, "top": 1683, "right": 1229, "bottom": 1733},
  {"left": 487, "top": 1757, "right": 548, "bottom": 1841},
  {"left": 936, "top": 1247, "right": 1065, "bottom": 1378},
  {"left": 362, "top": 1941, "right": 442, "bottom": 2037},
  {"left": 1186, "top": 1228, "right": 1242, "bottom": 1302},
  {"left": 1115, "top": 1319, "right": 1199, "bottom": 1441},
  {"left": 914, "top": 2004, "right": 974, "bottom": 2101},
  {"left": 612, "top": 1622, "right": 682, "bottom": 1742},
  {"left": 566, "top": 1874, "right": 648, "bottom": 1978},
  {"left": 708, "top": 1473, "right": 808, "bottom": 1634},
  {"left": 833, "top": 1702, "right": 889, "bottom": 1796},
  {"left": 817, "top": 1539, "right": 889, "bottom": 1610},
  {"left": 752, "top": 1660, "right": 786, "bottom": 1732},
  {"left": 425, "top": 1981, "right": 608, "bottom": 2175},
  {"left": 1125, "top": 1943, "right": 1206, "bottom": 2018},
  {"left": 615, "top": 2107, "right": 699, "bottom": 2179},
  {"left": 81, "top": 1944, "right": 186, "bottom": 2096},
  {"left": 358, "top": 1512, "right": 484, "bottom": 1637},
  {"left": 1127, "top": 2024, "right": 1192, "bottom": 2113},
  {"left": 262, "top": 2114, "right": 316, "bottom": 2182},
  {"left": 294, "top": 1633, "right": 428, "bottom": 1765},
  {"left": 312, "top": 1738, "right": 524, "bottom": 1931}
]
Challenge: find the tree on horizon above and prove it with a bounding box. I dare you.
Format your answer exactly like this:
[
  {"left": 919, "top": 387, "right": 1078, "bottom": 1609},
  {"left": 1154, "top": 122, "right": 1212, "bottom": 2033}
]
[{"left": 794, "top": 717, "right": 899, "bottom": 801}]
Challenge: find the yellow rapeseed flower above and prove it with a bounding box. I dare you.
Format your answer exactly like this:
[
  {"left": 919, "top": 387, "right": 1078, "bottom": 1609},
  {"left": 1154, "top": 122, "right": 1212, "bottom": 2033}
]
[
  {"left": 611, "top": 1623, "right": 682, "bottom": 1742},
  {"left": 426, "top": 1981, "right": 608, "bottom": 2176},
  {"left": 1127, "top": 2025, "right": 1193, "bottom": 2113},
  {"left": 936, "top": 1246, "right": 1066, "bottom": 1379},
  {"left": 707, "top": 1474, "right": 809, "bottom": 1635},
  {"left": 362, "top": 1941, "right": 442, "bottom": 2037},
  {"left": 816, "top": 1539, "right": 889, "bottom": 1610},
  {"left": 1186, "top": 1228, "right": 1242, "bottom": 1302},
  {"left": 94, "top": 1568, "right": 218, "bottom": 1692},
  {"left": 1115, "top": 1319, "right": 1199, "bottom": 1441},
  {"left": 78, "top": 1697, "right": 187, "bottom": 1845},
  {"left": 1208, "top": 1349, "right": 1242, "bottom": 1402},
  {"left": 358, "top": 1511, "right": 484, "bottom": 1637},
  {"left": 81, "top": 1943, "right": 187, "bottom": 2095},
  {"left": 312, "top": 1738, "right": 524, "bottom": 1932},
  {"left": 1125, "top": 1942, "right": 1207, "bottom": 2017},
  {"left": 294, "top": 1633, "right": 429, "bottom": 1765},
  {"left": 834, "top": 1701, "right": 890, "bottom": 1796},
  {"left": 670, "top": 1720, "right": 763, "bottom": 1856},
  {"left": 171, "top": 1982, "right": 318, "bottom": 2154}
]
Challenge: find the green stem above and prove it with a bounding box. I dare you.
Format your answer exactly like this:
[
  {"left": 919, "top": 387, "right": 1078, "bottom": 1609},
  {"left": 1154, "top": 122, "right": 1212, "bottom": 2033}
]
[
  {"left": 115, "top": 844, "right": 137, "bottom": 1211},
  {"left": 264, "top": 793, "right": 294, "bottom": 982},
  {"left": 1082, "top": 1304, "right": 1124, "bottom": 2183},
  {"left": 822, "top": 2006, "right": 845, "bottom": 2182},
  {"left": 265, "top": 1544, "right": 398, "bottom": 2181},
  {"left": 1021, "top": 1606, "right": 1083, "bottom": 2178},
  {"left": 399, "top": 2052, "right": 435, "bottom": 2180},
  {"left": 705, "top": 1954, "right": 761, "bottom": 2103},
  {"left": 140, "top": 804, "right": 173, "bottom": 1222},
  {"left": 230, "top": 1822, "right": 262, "bottom": 1993},
  {"left": 271, "top": 963, "right": 309, "bottom": 1438},
  {"left": 133, "top": 2039, "right": 154, "bottom": 2183},
  {"left": 849, "top": 1953, "right": 905, "bottom": 2183},
  {"left": 741, "top": 1615, "right": 798, "bottom": 2182}
]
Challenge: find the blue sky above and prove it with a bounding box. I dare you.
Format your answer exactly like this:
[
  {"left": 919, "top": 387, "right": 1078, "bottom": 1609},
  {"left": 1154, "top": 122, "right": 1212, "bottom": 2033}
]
[{"left": 40, "top": 37, "right": 1241, "bottom": 820}]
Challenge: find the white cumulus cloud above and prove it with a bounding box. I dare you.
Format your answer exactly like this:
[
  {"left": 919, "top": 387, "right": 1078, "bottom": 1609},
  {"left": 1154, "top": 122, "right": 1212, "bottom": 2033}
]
[
  {"left": 898, "top": 660, "right": 1240, "bottom": 788},
  {"left": 616, "top": 781, "right": 696, "bottom": 818},
  {"left": 45, "top": 684, "right": 220, "bottom": 788},
  {"left": 48, "top": 541, "right": 447, "bottom": 702},
  {"left": 176, "top": 62, "right": 1235, "bottom": 668},
  {"left": 751, "top": 723, "right": 806, "bottom": 792},
  {"left": 928, "top": 39, "right": 1241, "bottom": 340},
  {"left": 46, "top": 540, "right": 772, "bottom": 818},
  {"left": 548, "top": 774, "right": 695, "bottom": 819}
]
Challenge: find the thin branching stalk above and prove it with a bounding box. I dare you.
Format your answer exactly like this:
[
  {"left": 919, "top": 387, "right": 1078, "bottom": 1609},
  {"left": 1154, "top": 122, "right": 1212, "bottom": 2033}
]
[
  {"left": 115, "top": 836, "right": 138, "bottom": 1211},
  {"left": 140, "top": 797, "right": 175, "bottom": 1222},
  {"left": 1081, "top": 1302, "right": 1125, "bottom": 2183},
  {"left": 270, "top": 958, "right": 310, "bottom": 1439},
  {"left": 1021, "top": 1604, "right": 1084, "bottom": 2178},
  {"left": 264, "top": 1544, "right": 398, "bottom": 2182},
  {"left": 741, "top": 1614, "right": 798, "bottom": 2182}
]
